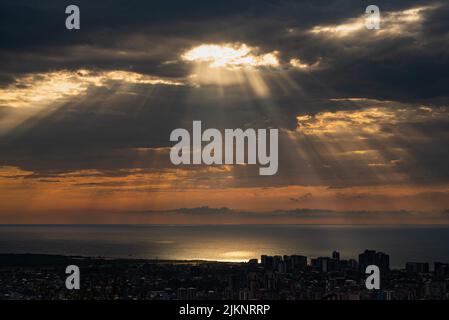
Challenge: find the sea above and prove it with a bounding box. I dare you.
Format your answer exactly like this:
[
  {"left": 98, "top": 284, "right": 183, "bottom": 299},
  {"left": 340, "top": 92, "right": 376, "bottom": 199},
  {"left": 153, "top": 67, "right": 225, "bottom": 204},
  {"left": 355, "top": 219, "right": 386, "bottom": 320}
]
[{"left": 1, "top": 224, "right": 449, "bottom": 268}]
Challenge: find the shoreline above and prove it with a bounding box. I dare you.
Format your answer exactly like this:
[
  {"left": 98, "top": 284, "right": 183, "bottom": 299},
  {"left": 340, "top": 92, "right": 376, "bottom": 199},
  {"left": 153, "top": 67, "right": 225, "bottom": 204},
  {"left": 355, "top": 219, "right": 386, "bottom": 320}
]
[{"left": 0, "top": 253, "right": 239, "bottom": 266}]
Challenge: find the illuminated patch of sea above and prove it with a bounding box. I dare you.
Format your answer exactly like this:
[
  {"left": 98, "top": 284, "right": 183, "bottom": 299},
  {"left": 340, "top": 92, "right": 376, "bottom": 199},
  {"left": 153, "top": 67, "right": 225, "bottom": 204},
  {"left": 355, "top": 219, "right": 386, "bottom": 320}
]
[{"left": 1, "top": 224, "right": 449, "bottom": 268}]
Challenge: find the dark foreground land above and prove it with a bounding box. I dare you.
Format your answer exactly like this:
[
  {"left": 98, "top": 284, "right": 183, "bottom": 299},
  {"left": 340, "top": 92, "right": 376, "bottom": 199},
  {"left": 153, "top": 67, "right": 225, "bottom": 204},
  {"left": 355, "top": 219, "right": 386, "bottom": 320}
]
[{"left": 1, "top": 253, "right": 449, "bottom": 300}]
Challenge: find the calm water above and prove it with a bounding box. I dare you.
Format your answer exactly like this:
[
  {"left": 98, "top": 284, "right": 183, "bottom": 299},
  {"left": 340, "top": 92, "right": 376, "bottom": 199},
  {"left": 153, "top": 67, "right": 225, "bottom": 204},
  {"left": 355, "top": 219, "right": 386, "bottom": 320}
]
[{"left": 1, "top": 225, "right": 449, "bottom": 268}]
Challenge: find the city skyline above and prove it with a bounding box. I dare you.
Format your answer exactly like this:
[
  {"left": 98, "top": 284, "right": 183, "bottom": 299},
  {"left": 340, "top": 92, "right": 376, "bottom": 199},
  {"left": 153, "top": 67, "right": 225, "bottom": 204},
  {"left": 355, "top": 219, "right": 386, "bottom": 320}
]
[{"left": 2, "top": 247, "right": 449, "bottom": 300}]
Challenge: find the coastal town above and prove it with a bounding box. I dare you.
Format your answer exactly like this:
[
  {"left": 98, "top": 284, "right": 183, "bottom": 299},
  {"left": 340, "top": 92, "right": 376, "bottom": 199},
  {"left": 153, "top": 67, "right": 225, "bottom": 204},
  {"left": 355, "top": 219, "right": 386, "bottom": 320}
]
[{"left": 1, "top": 251, "right": 448, "bottom": 300}]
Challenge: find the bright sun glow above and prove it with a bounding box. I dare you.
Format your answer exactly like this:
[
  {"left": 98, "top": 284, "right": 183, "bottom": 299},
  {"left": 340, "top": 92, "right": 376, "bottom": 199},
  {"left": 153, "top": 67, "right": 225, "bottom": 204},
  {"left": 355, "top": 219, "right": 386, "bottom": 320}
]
[
  {"left": 0, "top": 70, "right": 183, "bottom": 109},
  {"left": 309, "top": 5, "right": 436, "bottom": 38},
  {"left": 180, "top": 43, "right": 284, "bottom": 97},
  {"left": 182, "top": 43, "right": 279, "bottom": 69}
]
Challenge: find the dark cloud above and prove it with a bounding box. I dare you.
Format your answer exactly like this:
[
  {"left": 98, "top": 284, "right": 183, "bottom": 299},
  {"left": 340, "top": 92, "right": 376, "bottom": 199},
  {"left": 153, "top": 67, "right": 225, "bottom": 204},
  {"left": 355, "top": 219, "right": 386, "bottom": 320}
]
[
  {"left": 129, "top": 206, "right": 449, "bottom": 223},
  {"left": 0, "top": 0, "right": 449, "bottom": 190}
]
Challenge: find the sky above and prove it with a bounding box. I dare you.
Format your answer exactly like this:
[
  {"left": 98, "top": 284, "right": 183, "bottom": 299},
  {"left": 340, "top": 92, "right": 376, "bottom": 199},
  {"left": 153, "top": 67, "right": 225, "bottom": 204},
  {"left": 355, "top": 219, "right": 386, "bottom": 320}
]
[{"left": 0, "top": 0, "right": 449, "bottom": 224}]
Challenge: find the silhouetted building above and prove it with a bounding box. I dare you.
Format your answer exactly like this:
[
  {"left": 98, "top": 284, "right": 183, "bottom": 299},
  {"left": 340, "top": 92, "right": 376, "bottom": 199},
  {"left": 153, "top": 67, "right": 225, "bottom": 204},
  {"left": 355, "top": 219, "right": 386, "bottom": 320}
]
[
  {"left": 312, "top": 257, "right": 332, "bottom": 273},
  {"left": 291, "top": 255, "right": 307, "bottom": 271},
  {"left": 3, "top": 252, "right": 449, "bottom": 301},
  {"left": 277, "top": 261, "right": 287, "bottom": 273},
  {"left": 332, "top": 251, "right": 340, "bottom": 261},
  {"left": 312, "top": 254, "right": 341, "bottom": 273},
  {"left": 359, "top": 250, "right": 389, "bottom": 274},
  {"left": 248, "top": 259, "right": 258, "bottom": 266},
  {"left": 262, "top": 255, "right": 274, "bottom": 270},
  {"left": 435, "top": 262, "right": 449, "bottom": 279},
  {"left": 348, "top": 259, "right": 358, "bottom": 269},
  {"left": 406, "top": 262, "right": 429, "bottom": 274},
  {"left": 273, "top": 256, "right": 283, "bottom": 270}
]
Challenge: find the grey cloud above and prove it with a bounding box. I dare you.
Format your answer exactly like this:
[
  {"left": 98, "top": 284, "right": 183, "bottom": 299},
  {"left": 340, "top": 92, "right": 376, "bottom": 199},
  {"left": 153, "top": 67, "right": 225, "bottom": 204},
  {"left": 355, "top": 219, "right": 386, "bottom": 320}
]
[{"left": 1, "top": 1, "right": 449, "bottom": 189}]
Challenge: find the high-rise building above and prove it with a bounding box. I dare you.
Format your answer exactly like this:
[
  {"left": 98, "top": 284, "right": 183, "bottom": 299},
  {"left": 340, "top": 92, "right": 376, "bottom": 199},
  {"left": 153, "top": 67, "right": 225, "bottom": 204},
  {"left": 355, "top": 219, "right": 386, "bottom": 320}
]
[
  {"left": 359, "top": 250, "right": 376, "bottom": 270},
  {"left": 312, "top": 257, "right": 330, "bottom": 273},
  {"left": 358, "top": 250, "right": 390, "bottom": 274},
  {"left": 263, "top": 256, "right": 274, "bottom": 270},
  {"left": 348, "top": 259, "right": 359, "bottom": 269},
  {"left": 291, "top": 255, "right": 307, "bottom": 271},
  {"left": 406, "top": 262, "right": 429, "bottom": 274},
  {"left": 273, "top": 256, "right": 283, "bottom": 270},
  {"left": 435, "top": 262, "right": 449, "bottom": 279},
  {"left": 275, "top": 261, "right": 284, "bottom": 273},
  {"left": 376, "top": 252, "right": 390, "bottom": 273},
  {"left": 332, "top": 251, "right": 340, "bottom": 261},
  {"left": 264, "top": 272, "right": 276, "bottom": 290}
]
